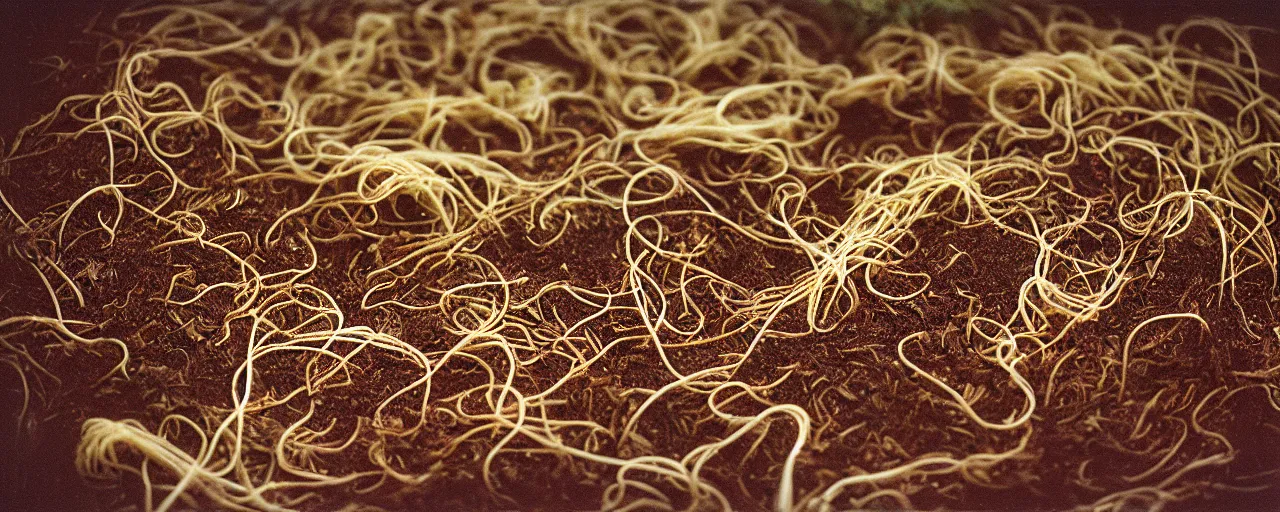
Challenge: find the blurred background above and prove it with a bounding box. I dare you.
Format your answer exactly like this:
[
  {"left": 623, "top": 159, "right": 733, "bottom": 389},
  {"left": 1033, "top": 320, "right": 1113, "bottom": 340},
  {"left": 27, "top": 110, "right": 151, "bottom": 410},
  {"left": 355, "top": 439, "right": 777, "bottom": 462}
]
[{"left": 2, "top": 0, "right": 1278, "bottom": 138}]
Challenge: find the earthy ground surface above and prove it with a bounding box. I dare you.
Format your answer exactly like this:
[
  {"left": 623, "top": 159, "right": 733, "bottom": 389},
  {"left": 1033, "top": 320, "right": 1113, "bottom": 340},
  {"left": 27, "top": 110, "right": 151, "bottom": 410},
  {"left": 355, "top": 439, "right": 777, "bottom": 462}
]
[{"left": 2, "top": 1, "right": 1280, "bottom": 511}]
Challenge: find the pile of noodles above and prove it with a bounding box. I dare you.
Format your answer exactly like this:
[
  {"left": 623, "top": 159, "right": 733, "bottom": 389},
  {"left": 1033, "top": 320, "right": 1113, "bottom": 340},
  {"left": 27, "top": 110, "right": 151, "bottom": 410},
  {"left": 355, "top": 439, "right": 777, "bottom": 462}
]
[{"left": 2, "top": 0, "right": 1278, "bottom": 510}]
